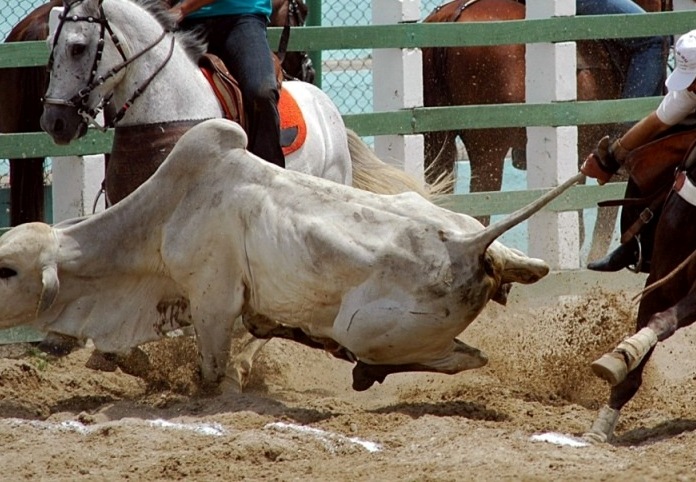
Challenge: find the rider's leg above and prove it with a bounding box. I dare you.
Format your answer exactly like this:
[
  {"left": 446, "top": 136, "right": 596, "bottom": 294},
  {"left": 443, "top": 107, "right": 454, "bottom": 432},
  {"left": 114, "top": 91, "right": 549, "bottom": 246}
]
[
  {"left": 212, "top": 15, "right": 285, "bottom": 168},
  {"left": 588, "top": 177, "right": 659, "bottom": 273},
  {"left": 576, "top": 0, "right": 665, "bottom": 99}
]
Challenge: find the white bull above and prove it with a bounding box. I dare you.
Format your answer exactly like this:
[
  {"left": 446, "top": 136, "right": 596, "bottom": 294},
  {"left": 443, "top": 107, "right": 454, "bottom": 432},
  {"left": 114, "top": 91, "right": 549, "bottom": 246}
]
[{"left": 0, "top": 119, "right": 580, "bottom": 391}]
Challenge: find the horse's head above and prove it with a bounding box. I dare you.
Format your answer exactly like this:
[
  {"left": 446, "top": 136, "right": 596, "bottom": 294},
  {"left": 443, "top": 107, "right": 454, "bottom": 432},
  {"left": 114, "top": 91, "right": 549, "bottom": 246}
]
[
  {"left": 41, "top": 0, "right": 174, "bottom": 143},
  {"left": 40, "top": 0, "right": 111, "bottom": 143}
]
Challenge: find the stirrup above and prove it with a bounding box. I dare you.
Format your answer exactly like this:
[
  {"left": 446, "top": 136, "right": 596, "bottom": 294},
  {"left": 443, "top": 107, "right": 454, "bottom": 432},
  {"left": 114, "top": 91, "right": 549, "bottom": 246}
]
[{"left": 627, "top": 235, "right": 644, "bottom": 274}]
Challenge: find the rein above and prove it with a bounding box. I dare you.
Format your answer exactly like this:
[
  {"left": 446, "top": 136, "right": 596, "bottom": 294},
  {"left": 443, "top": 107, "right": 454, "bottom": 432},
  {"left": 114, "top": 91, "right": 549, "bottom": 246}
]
[
  {"left": 275, "top": 0, "right": 313, "bottom": 81},
  {"left": 276, "top": 0, "right": 305, "bottom": 63},
  {"left": 44, "top": 0, "right": 175, "bottom": 131}
]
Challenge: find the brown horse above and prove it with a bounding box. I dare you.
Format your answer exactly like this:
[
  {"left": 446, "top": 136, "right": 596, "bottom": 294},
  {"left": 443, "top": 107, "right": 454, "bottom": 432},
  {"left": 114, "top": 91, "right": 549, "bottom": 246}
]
[
  {"left": 0, "top": 0, "right": 314, "bottom": 227},
  {"left": 584, "top": 135, "right": 696, "bottom": 443},
  {"left": 0, "top": 0, "right": 61, "bottom": 226},
  {"left": 422, "top": 0, "right": 670, "bottom": 260}
]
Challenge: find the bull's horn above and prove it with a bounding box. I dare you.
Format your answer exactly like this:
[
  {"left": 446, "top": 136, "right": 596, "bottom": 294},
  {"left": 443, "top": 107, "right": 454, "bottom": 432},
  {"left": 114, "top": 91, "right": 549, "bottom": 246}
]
[
  {"left": 37, "top": 264, "right": 60, "bottom": 315},
  {"left": 467, "top": 172, "right": 586, "bottom": 253}
]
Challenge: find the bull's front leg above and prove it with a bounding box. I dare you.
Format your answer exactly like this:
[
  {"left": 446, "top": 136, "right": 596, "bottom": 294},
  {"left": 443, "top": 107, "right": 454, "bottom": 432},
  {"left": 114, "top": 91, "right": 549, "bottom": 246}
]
[
  {"left": 193, "top": 316, "right": 235, "bottom": 389},
  {"left": 189, "top": 289, "right": 244, "bottom": 390},
  {"left": 186, "top": 274, "right": 245, "bottom": 390}
]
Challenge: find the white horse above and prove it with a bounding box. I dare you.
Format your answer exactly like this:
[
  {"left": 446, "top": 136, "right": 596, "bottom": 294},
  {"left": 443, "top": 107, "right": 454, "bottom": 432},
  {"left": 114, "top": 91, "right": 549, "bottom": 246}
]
[{"left": 39, "top": 0, "right": 442, "bottom": 390}]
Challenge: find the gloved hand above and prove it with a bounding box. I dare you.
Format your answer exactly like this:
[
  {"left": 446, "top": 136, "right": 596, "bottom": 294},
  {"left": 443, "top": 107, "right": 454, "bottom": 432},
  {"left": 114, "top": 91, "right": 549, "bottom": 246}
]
[{"left": 580, "top": 135, "right": 620, "bottom": 185}]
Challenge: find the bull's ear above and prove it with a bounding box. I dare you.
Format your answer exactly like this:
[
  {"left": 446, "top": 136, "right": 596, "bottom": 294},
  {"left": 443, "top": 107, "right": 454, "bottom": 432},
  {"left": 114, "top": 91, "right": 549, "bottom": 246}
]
[{"left": 37, "top": 265, "right": 60, "bottom": 315}]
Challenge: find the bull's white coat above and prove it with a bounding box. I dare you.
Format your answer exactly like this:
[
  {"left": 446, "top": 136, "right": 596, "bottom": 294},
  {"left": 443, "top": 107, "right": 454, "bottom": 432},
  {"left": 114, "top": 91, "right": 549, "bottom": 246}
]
[{"left": 0, "top": 120, "right": 554, "bottom": 387}]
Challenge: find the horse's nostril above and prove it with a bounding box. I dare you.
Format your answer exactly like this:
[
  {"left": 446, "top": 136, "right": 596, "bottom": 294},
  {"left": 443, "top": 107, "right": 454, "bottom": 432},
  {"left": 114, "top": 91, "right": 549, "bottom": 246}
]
[{"left": 54, "top": 118, "right": 65, "bottom": 133}]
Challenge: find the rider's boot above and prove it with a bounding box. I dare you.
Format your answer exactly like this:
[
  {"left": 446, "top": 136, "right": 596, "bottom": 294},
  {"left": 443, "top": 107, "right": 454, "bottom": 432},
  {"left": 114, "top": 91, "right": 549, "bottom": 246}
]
[{"left": 587, "top": 237, "right": 640, "bottom": 272}]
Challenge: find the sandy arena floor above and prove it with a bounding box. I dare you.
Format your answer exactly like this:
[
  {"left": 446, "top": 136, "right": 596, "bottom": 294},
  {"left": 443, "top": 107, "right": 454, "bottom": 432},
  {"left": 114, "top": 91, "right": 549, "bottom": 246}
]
[{"left": 1, "top": 272, "right": 696, "bottom": 481}]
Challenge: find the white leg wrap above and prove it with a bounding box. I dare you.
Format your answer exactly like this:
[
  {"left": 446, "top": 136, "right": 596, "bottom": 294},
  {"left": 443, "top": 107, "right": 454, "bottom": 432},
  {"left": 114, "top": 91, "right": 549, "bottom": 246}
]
[
  {"left": 615, "top": 327, "right": 658, "bottom": 372},
  {"left": 584, "top": 405, "right": 620, "bottom": 443}
]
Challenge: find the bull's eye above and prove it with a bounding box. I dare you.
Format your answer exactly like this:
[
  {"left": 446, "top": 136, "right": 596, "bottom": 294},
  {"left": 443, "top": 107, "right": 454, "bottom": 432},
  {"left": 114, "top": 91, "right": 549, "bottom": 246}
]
[
  {"left": 70, "top": 43, "right": 87, "bottom": 57},
  {"left": 0, "top": 267, "right": 17, "bottom": 279}
]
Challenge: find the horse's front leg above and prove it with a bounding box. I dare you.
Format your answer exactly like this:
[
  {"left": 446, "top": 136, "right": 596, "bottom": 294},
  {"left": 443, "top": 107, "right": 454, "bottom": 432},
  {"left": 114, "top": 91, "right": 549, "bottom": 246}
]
[
  {"left": 585, "top": 290, "right": 696, "bottom": 443},
  {"left": 591, "top": 292, "right": 696, "bottom": 387},
  {"left": 584, "top": 350, "right": 651, "bottom": 443}
]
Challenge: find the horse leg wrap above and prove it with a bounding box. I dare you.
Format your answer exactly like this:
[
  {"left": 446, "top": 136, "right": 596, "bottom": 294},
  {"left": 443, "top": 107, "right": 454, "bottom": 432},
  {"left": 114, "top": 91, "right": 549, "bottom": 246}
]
[
  {"left": 583, "top": 405, "right": 620, "bottom": 444},
  {"left": 615, "top": 327, "right": 658, "bottom": 372}
]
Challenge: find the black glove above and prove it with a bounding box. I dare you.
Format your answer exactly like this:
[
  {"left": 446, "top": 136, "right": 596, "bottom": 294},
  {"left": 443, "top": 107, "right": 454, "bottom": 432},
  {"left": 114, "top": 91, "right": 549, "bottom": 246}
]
[{"left": 591, "top": 135, "right": 621, "bottom": 174}]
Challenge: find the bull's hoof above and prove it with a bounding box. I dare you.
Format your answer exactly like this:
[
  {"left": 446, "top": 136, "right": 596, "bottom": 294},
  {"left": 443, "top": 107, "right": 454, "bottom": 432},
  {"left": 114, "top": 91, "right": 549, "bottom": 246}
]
[
  {"left": 38, "top": 333, "right": 82, "bottom": 357},
  {"left": 352, "top": 362, "right": 387, "bottom": 392},
  {"left": 85, "top": 350, "right": 119, "bottom": 372},
  {"left": 115, "top": 348, "right": 151, "bottom": 378},
  {"left": 591, "top": 353, "right": 627, "bottom": 386}
]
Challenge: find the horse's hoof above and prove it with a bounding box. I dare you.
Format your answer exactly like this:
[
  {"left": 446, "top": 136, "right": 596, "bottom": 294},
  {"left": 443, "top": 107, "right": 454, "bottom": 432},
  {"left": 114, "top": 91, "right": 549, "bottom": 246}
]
[
  {"left": 584, "top": 405, "right": 619, "bottom": 444},
  {"left": 581, "top": 431, "right": 608, "bottom": 444},
  {"left": 591, "top": 353, "right": 627, "bottom": 386}
]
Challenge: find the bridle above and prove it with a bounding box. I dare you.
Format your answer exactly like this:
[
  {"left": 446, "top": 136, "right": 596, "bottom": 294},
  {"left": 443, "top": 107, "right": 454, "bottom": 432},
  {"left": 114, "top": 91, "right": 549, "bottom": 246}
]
[
  {"left": 43, "top": 0, "right": 175, "bottom": 130},
  {"left": 276, "top": 0, "right": 314, "bottom": 82}
]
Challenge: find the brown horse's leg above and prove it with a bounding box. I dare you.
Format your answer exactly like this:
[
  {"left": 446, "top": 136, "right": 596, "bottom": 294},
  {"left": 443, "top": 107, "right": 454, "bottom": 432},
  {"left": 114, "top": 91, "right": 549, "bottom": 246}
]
[
  {"left": 9, "top": 159, "right": 45, "bottom": 225},
  {"left": 586, "top": 260, "right": 696, "bottom": 442},
  {"left": 1, "top": 60, "right": 49, "bottom": 225},
  {"left": 461, "top": 129, "right": 510, "bottom": 225},
  {"left": 583, "top": 290, "right": 660, "bottom": 443}
]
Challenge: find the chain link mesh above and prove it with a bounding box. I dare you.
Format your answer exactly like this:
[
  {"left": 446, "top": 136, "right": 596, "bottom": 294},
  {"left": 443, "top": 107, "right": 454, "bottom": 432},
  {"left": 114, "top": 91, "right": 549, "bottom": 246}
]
[{"left": 321, "top": 0, "right": 442, "bottom": 114}]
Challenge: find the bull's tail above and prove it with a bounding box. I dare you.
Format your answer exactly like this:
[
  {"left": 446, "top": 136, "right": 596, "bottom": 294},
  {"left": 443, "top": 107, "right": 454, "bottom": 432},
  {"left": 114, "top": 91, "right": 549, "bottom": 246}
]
[
  {"left": 347, "top": 128, "right": 452, "bottom": 201},
  {"left": 467, "top": 172, "right": 586, "bottom": 253}
]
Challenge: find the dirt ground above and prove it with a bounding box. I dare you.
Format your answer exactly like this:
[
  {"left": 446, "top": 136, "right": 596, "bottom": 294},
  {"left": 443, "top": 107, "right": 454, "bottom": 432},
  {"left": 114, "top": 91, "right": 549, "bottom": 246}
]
[{"left": 2, "top": 274, "right": 696, "bottom": 482}]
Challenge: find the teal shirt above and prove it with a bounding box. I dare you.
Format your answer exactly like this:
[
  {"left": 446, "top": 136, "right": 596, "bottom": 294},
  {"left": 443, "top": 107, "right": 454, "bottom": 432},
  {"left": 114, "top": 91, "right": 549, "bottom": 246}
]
[{"left": 185, "top": 0, "right": 272, "bottom": 19}]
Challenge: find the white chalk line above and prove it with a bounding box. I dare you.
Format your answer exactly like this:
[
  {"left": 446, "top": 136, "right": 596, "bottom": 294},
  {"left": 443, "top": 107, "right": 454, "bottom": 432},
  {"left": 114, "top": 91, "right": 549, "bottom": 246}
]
[
  {"left": 2, "top": 417, "right": 382, "bottom": 452},
  {"left": 265, "top": 421, "right": 382, "bottom": 453},
  {"left": 4, "top": 417, "right": 226, "bottom": 436},
  {"left": 530, "top": 432, "right": 589, "bottom": 448}
]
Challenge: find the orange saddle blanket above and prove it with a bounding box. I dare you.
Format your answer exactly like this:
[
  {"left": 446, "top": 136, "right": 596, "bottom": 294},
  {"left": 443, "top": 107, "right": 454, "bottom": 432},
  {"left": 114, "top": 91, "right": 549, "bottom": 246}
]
[{"left": 199, "top": 54, "right": 307, "bottom": 156}]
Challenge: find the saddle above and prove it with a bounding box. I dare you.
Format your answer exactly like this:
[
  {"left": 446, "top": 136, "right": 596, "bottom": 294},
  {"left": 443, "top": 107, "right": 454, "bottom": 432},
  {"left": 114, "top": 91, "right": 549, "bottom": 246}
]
[
  {"left": 198, "top": 53, "right": 305, "bottom": 155},
  {"left": 600, "top": 127, "right": 696, "bottom": 249}
]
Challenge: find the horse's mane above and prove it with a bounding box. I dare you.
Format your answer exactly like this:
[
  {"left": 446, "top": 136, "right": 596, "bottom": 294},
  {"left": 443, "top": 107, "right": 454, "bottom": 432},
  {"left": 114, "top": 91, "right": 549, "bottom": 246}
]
[{"left": 133, "top": 0, "right": 207, "bottom": 62}]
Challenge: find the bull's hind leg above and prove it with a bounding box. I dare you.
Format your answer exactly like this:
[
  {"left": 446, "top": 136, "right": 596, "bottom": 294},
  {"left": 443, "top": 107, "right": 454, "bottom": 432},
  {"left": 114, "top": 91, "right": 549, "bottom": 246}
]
[
  {"left": 226, "top": 317, "right": 269, "bottom": 392},
  {"left": 351, "top": 338, "right": 488, "bottom": 391},
  {"left": 242, "top": 313, "right": 356, "bottom": 362}
]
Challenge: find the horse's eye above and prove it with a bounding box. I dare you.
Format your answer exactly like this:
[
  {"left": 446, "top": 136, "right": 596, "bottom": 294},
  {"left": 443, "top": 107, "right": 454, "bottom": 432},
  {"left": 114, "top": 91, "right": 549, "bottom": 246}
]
[
  {"left": 0, "top": 267, "right": 17, "bottom": 279},
  {"left": 70, "top": 43, "right": 87, "bottom": 57}
]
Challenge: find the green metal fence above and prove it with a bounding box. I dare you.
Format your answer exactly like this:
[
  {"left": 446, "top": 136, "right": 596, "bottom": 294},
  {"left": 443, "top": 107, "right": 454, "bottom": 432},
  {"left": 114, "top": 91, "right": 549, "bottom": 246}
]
[{"left": 2, "top": 10, "right": 695, "bottom": 217}]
